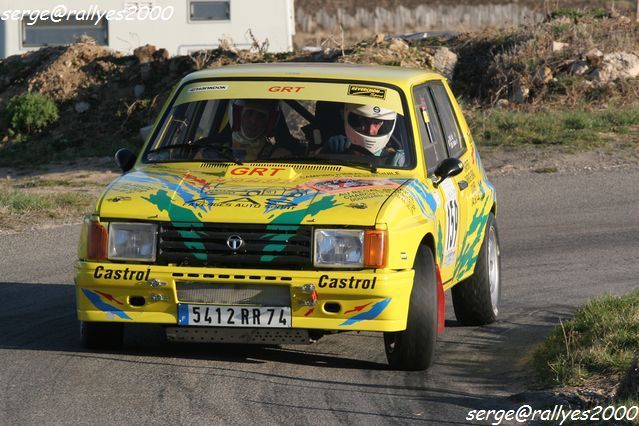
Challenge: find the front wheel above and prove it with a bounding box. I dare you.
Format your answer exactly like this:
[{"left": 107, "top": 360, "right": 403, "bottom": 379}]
[
  {"left": 384, "top": 246, "right": 438, "bottom": 371},
  {"left": 80, "top": 321, "right": 124, "bottom": 350},
  {"left": 451, "top": 212, "right": 501, "bottom": 325}
]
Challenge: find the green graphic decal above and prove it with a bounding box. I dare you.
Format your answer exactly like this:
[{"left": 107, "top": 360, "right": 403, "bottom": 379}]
[
  {"left": 269, "top": 195, "right": 342, "bottom": 224},
  {"left": 144, "top": 190, "right": 207, "bottom": 260},
  {"left": 259, "top": 225, "right": 301, "bottom": 262},
  {"left": 453, "top": 196, "right": 491, "bottom": 281},
  {"left": 144, "top": 190, "right": 202, "bottom": 223}
]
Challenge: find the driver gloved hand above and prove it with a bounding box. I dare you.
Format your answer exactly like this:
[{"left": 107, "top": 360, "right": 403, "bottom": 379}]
[{"left": 327, "top": 135, "right": 351, "bottom": 153}]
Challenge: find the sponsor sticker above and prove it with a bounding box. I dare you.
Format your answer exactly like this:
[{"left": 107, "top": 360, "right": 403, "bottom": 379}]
[
  {"left": 318, "top": 274, "right": 377, "bottom": 290},
  {"left": 305, "top": 178, "right": 399, "bottom": 194},
  {"left": 93, "top": 265, "right": 151, "bottom": 281},
  {"left": 347, "top": 85, "right": 386, "bottom": 99},
  {"left": 188, "top": 85, "right": 228, "bottom": 93}
]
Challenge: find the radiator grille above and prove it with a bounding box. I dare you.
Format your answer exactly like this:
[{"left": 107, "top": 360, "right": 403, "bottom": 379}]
[
  {"left": 157, "top": 223, "right": 312, "bottom": 269},
  {"left": 176, "top": 282, "right": 290, "bottom": 306}
]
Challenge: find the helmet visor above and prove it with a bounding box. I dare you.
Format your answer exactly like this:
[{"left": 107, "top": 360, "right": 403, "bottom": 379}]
[{"left": 347, "top": 112, "right": 395, "bottom": 137}]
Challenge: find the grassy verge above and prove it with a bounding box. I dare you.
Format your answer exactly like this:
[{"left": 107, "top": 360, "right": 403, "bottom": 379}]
[
  {"left": 467, "top": 105, "right": 639, "bottom": 150},
  {"left": 532, "top": 291, "right": 639, "bottom": 402},
  {"left": 0, "top": 181, "right": 95, "bottom": 230}
]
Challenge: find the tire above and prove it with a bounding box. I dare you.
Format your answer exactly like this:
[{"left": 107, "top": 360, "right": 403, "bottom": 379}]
[
  {"left": 451, "top": 212, "right": 501, "bottom": 326},
  {"left": 384, "top": 246, "right": 438, "bottom": 371},
  {"left": 80, "top": 321, "right": 124, "bottom": 350}
]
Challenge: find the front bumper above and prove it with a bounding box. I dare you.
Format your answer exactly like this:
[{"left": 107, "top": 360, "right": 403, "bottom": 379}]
[{"left": 75, "top": 262, "right": 414, "bottom": 332}]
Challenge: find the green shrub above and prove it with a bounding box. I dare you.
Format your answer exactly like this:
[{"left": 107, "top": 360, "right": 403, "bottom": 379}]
[
  {"left": 5, "top": 92, "right": 59, "bottom": 135},
  {"left": 550, "top": 8, "right": 584, "bottom": 20}
]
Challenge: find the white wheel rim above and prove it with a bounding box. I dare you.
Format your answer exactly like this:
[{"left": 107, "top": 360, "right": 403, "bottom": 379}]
[{"left": 488, "top": 226, "right": 500, "bottom": 315}]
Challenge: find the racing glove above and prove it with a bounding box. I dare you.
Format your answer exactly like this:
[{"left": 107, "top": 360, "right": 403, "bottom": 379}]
[{"left": 327, "top": 135, "right": 351, "bottom": 153}]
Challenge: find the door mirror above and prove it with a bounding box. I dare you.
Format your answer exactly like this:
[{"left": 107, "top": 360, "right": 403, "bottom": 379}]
[
  {"left": 115, "top": 148, "right": 136, "bottom": 173},
  {"left": 433, "top": 157, "right": 463, "bottom": 187}
]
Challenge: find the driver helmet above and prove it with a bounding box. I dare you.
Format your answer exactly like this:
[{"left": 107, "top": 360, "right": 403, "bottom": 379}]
[
  {"left": 230, "top": 99, "right": 280, "bottom": 142},
  {"left": 344, "top": 104, "right": 397, "bottom": 154}
]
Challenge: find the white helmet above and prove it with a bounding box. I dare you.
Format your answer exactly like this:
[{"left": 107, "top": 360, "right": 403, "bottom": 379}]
[{"left": 344, "top": 104, "right": 397, "bottom": 155}]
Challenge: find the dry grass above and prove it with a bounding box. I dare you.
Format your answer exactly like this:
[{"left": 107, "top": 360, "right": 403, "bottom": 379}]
[{"left": 0, "top": 177, "right": 99, "bottom": 231}]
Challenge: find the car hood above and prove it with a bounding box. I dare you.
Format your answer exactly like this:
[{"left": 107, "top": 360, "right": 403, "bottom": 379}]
[{"left": 97, "top": 164, "right": 410, "bottom": 226}]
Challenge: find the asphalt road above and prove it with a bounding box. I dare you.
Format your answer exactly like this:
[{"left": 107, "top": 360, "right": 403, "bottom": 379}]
[{"left": 1, "top": 169, "right": 638, "bottom": 425}]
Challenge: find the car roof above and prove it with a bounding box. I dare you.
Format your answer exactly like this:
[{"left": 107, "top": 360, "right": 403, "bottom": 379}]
[{"left": 182, "top": 63, "right": 444, "bottom": 87}]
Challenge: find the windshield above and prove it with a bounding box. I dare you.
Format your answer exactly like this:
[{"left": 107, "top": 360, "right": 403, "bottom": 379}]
[{"left": 144, "top": 81, "right": 414, "bottom": 169}]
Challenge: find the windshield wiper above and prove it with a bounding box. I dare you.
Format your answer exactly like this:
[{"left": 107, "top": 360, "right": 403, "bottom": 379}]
[
  {"left": 147, "top": 143, "right": 243, "bottom": 165},
  {"left": 147, "top": 143, "right": 197, "bottom": 154},
  {"left": 270, "top": 155, "right": 378, "bottom": 173}
]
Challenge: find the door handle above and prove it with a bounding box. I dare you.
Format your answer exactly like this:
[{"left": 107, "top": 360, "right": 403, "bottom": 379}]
[{"left": 458, "top": 180, "right": 468, "bottom": 191}]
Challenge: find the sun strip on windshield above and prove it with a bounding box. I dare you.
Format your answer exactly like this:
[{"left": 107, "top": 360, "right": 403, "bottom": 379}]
[{"left": 173, "top": 81, "right": 405, "bottom": 115}]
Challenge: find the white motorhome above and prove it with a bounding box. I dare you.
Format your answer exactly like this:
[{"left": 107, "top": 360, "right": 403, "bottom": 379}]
[{"left": 0, "top": 0, "right": 295, "bottom": 58}]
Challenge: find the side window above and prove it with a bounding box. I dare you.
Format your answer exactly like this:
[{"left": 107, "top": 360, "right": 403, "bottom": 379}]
[
  {"left": 430, "top": 82, "right": 466, "bottom": 158},
  {"left": 189, "top": 1, "right": 231, "bottom": 21},
  {"left": 413, "top": 85, "right": 448, "bottom": 175},
  {"left": 193, "top": 100, "right": 219, "bottom": 141},
  {"left": 160, "top": 103, "right": 194, "bottom": 147},
  {"left": 22, "top": 15, "right": 108, "bottom": 47}
]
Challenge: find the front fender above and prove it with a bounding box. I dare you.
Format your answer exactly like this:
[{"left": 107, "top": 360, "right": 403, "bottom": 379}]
[{"left": 376, "top": 179, "right": 441, "bottom": 270}]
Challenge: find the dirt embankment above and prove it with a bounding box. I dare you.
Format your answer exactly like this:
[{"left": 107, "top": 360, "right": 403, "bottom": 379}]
[{"left": 0, "top": 11, "right": 638, "bottom": 167}]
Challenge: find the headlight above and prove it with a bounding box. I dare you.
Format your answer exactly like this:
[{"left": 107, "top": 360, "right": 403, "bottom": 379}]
[
  {"left": 108, "top": 222, "right": 157, "bottom": 262},
  {"left": 314, "top": 229, "right": 364, "bottom": 268}
]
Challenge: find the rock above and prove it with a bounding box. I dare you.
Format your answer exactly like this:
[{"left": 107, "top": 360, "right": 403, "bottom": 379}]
[
  {"left": 552, "top": 41, "right": 569, "bottom": 52},
  {"left": 301, "top": 46, "right": 321, "bottom": 53},
  {"left": 134, "top": 44, "right": 157, "bottom": 64},
  {"left": 496, "top": 99, "right": 509, "bottom": 109},
  {"left": 77, "top": 34, "right": 96, "bottom": 45},
  {"left": 153, "top": 48, "right": 170, "bottom": 62},
  {"left": 604, "top": 52, "right": 639, "bottom": 77},
  {"left": 588, "top": 68, "right": 606, "bottom": 81},
  {"left": 134, "top": 84, "right": 145, "bottom": 97},
  {"left": 569, "top": 60, "right": 589, "bottom": 76},
  {"left": 74, "top": 101, "right": 90, "bottom": 113},
  {"left": 590, "top": 52, "right": 639, "bottom": 82},
  {"left": 536, "top": 66, "right": 553, "bottom": 83},
  {"left": 389, "top": 38, "right": 409, "bottom": 52},
  {"left": 431, "top": 47, "right": 458, "bottom": 80},
  {"left": 585, "top": 48, "right": 604, "bottom": 66}
]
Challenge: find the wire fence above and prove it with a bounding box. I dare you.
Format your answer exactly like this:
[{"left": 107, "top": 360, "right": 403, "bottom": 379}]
[{"left": 297, "top": 3, "right": 545, "bottom": 33}]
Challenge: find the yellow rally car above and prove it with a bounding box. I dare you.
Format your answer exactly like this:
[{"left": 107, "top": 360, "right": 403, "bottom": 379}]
[{"left": 75, "top": 63, "right": 500, "bottom": 370}]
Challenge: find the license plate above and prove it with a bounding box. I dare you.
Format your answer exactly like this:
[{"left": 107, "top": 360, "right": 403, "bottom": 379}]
[{"left": 178, "top": 304, "right": 291, "bottom": 328}]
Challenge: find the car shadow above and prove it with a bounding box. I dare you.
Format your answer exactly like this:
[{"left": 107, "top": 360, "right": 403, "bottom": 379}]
[
  {"left": 0, "top": 281, "right": 388, "bottom": 370},
  {"left": 0, "top": 280, "right": 581, "bottom": 416}
]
